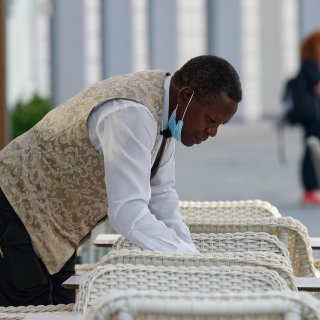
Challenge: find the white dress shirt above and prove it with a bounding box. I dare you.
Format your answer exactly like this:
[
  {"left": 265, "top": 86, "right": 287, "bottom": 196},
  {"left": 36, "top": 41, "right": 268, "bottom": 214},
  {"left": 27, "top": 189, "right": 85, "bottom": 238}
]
[{"left": 87, "top": 76, "right": 198, "bottom": 253}]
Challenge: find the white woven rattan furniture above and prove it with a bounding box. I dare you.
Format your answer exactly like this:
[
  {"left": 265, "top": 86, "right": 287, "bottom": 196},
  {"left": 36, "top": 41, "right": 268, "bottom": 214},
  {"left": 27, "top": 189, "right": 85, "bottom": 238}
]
[
  {"left": 111, "top": 232, "right": 289, "bottom": 257},
  {"left": 0, "top": 303, "right": 74, "bottom": 320},
  {"left": 75, "top": 264, "right": 291, "bottom": 313},
  {"left": 184, "top": 216, "right": 319, "bottom": 277},
  {"left": 179, "top": 199, "right": 281, "bottom": 219},
  {"left": 85, "top": 289, "right": 320, "bottom": 320},
  {"left": 99, "top": 250, "right": 296, "bottom": 290}
]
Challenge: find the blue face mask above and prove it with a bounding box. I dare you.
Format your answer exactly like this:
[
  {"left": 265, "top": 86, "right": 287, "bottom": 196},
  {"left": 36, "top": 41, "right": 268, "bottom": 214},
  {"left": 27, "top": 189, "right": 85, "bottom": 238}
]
[{"left": 168, "top": 91, "right": 194, "bottom": 141}]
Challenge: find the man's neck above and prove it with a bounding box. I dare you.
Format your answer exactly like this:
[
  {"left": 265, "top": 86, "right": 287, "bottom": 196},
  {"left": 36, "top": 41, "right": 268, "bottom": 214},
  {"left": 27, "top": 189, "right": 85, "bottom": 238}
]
[{"left": 168, "top": 80, "right": 178, "bottom": 118}]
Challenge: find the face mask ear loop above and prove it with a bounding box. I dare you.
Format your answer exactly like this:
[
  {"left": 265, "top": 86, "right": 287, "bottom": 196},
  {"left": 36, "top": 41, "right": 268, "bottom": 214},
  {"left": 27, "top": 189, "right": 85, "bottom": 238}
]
[{"left": 181, "top": 91, "right": 194, "bottom": 121}]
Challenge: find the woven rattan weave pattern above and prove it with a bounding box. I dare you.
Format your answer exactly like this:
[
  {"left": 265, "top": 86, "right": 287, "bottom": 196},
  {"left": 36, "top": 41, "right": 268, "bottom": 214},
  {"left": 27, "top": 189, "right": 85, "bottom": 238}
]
[
  {"left": 112, "top": 232, "right": 289, "bottom": 258},
  {"left": 179, "top": 200, "right": 281, "bottom": 219},
  {"left": 184, "top": 216, "right": 318, "bottom": 277},
  {"left": 0, "top": 303, "right": 74, "bottom": 320},
  {"left": 84, "top": 289, "right": 320, "bottom": 320},
  {"left": 100, "top": 250, "right": 296, "bottom": 290},
  {"left": 75, "top": 264, "right": 291, "bottom": 313}
]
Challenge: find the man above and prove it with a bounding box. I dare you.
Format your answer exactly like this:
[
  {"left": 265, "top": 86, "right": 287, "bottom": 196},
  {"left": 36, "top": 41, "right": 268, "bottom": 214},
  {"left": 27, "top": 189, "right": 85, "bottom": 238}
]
[{"left": 0, "top": 55, "right": 242, "bottom": 306}]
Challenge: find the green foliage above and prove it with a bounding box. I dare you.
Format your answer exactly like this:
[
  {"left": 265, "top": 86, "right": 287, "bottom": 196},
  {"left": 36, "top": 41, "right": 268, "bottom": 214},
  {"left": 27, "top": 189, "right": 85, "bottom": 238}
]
[{"left": 11, "top": 93, "right": 52, "bottom": 139}]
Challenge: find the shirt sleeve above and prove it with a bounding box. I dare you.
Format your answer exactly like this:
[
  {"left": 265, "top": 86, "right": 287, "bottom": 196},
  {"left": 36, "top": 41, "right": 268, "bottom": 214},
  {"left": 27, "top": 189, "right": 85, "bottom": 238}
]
[
  {"left": 149, "top": 141, "right": 197, "bottom": 248},
  {"left": 91, "top": 100, "right": 198, "bottom": 253}
]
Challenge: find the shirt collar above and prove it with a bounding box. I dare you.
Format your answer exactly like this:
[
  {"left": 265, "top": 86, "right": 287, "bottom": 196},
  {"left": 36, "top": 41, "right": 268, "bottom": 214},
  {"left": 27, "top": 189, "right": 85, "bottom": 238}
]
[{"left": 162, "top": 75, "right": 171, "bottom": 131}]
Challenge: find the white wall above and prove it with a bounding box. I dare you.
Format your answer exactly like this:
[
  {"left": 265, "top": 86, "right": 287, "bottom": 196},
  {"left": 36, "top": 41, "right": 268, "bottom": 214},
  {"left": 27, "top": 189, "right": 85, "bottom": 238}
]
[{"left": 6, "top": 0, "right": 50, "bottom": 107}]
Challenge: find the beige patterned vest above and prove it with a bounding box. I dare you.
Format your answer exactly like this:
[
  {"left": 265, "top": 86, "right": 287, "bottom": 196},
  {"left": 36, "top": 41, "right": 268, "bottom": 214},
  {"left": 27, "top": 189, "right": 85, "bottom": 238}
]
[{"left": 0, "top": 70, "right": 170, "bottom": 274}]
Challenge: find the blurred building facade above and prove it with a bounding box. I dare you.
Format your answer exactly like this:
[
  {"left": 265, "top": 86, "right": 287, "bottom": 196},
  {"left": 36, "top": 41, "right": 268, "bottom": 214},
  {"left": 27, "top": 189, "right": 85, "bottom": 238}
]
[
  {"left": 5, "top": 0, "right": 320, "bottom": 124},
  {"left": 4, "top": 0, "right": 320, "bottom": 263}
]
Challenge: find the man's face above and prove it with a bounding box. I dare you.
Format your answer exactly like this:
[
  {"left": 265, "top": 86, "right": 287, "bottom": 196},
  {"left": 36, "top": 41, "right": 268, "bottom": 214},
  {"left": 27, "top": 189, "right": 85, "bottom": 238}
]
[{"left": 178, "top": 90, "right": 238, "bottom": 147}]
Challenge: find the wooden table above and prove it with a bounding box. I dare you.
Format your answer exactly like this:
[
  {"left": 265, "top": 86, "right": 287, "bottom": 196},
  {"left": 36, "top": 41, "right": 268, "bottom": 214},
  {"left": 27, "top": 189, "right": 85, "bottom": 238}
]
[
  {"left": 93, "top": 234, "right": 121, "bottom": 247},
  {"left": 62, "top": 273, "right": 89, "bottom": 289},
  {"left": 295, "top": 277, "right": 320, "bottom": 291},
  {"left": 310, "top": 237, "right": 320, "bottom": 249}
]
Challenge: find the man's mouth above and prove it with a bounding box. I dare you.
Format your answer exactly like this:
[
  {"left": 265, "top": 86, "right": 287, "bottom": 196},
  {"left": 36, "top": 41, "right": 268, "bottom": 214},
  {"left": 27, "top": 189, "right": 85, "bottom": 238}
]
[
  {"left": 194, "top": 136, "right": 204, "bottom": 144},
  {"left": 196, "top": 135, "right": 208, "bottom": 143}
]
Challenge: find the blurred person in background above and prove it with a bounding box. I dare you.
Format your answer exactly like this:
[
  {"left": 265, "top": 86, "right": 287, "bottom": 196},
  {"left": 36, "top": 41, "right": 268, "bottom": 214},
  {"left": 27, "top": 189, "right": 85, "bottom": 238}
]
[
  {"left": 0, "top": 55, "right": 242, "bottom": 306},
  {"left": 298, "top": 31, "right": 320, "bottom": 205}
]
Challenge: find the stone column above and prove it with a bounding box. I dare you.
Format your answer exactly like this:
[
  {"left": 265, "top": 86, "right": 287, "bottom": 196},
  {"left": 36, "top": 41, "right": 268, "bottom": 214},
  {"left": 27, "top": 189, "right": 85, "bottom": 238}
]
[
  {"left": 148, "top": 0, "right": 177, "bottom": 72},
  {"left": 50, "top": 0, "right": 85, "bottom": 105},
  {"left": 101, "top": 0, "right": 133, "bottom": 78}
]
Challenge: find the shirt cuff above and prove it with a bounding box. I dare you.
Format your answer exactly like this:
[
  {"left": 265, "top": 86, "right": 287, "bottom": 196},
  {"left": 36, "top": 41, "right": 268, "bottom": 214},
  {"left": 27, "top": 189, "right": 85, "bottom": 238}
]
[{"left": 175, "top": 240, "right": 199, "bottom": 254}]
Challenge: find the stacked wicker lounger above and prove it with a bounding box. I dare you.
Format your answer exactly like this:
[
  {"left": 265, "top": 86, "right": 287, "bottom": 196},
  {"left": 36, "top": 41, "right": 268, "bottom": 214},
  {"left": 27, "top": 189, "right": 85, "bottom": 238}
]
[{"left": 2, "top": 199, "right": 319, "bottom": 319}]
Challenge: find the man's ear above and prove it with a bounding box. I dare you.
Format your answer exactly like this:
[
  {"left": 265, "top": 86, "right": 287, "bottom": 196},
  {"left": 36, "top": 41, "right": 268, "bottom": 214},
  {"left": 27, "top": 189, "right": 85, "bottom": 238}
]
[{"left": 178, "top": 87, "right": 194, "bottom": 105}]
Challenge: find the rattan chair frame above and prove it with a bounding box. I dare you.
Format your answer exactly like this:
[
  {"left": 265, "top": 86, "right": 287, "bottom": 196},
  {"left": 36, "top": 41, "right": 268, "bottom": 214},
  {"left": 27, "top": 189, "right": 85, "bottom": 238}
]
[
  {"left": 85, "top": 289, "right": 320, "bottom": 320},
  {"left": 100, "top": 249, "right": 296, "bottom": 290},
  {"left": 75, "top": 264, "right": 291, "bottom": 313},
  {"left": 111, "top": 231, "right": 289, "bottom": 258},
  {"left": 184, "top": 216, "right": 318, "bottom": 277},
  {"left": 0, "top": 303, "right": 74, "bottom": 320},
  {"left": 179, "top": 199, "right": 281, "bottom": 219}
]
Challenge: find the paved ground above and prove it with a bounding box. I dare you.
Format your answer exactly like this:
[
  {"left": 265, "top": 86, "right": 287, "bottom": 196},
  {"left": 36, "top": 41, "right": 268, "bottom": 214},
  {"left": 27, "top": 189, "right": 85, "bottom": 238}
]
[
  {"left": 82, "top": 120, "right": 320, "bottom": 262},
  {"left": 175, "top": 120, "right": 320, "bottom": 237}
]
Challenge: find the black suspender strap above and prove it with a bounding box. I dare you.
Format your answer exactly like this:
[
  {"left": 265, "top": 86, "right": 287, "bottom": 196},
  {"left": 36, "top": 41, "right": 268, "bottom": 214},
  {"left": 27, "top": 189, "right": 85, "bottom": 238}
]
[{"left": 150, "top": 129, "right": 172, "bottom": 179}]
